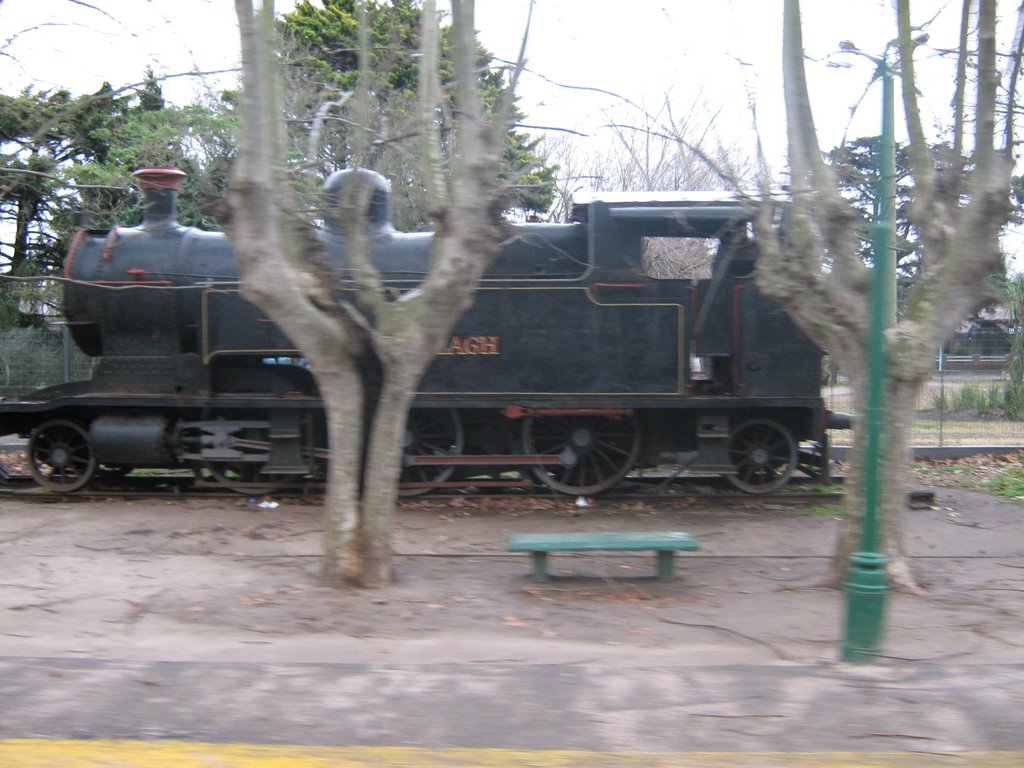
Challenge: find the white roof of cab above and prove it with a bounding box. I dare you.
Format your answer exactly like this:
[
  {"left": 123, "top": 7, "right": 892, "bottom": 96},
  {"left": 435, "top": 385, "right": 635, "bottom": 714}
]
[
  {"left": 573, "top": 190, "right": 778, "bottom": 205},
  {"left": 575, "top": 190, "right": 741, "bottom": 205}
]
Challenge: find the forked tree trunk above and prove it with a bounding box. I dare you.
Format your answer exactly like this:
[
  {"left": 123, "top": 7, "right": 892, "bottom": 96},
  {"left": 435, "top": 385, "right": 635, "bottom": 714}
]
[
  {"left": 769, "top": 0, "right": 1020, "bottom": 594},
  {"left": 232, "top": 0, "right": 507, "bottom": 589},
  {"left": 315, "top": 350, "right": 422, "bottom": 588}
]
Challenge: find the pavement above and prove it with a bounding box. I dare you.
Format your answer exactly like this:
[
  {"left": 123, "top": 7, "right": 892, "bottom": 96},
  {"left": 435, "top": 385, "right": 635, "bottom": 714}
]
[
  {"left": 0, "top": 484, "right": 1022, "bottom": 766},
  {"left": 2, "top": 659, "right": 1023, "bottom": 756}
]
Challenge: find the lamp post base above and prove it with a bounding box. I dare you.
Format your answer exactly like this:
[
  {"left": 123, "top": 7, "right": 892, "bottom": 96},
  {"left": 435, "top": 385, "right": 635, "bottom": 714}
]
[{"left": 841, "top": 550, "right": 889, "bottom": 662}]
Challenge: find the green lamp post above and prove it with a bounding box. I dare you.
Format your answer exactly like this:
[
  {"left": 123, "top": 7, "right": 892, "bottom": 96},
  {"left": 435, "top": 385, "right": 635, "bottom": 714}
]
[{"left": 841, "top": 49, "right": 895, "bottom": 662}]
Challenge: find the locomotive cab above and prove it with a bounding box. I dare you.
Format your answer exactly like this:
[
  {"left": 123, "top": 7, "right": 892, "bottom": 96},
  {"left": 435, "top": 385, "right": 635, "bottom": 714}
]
[{"left": 575, "top": 193, "right": 763, "bottom": 395}]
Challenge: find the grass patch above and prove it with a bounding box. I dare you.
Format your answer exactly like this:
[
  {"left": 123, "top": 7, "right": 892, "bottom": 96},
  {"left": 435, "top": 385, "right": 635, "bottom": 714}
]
[
  {"left": 928, "top": 380, "right": 1023, "bottom": 419},
  {"left": 905, "top": 417, "right": 1022, "bottom": 446},
  {"left": 805, "top": 504, "right": 843, "bottom": 517},
  {"left": 983, "top": 464, "right": 1024, "bottom": 500},
  {"left": 914, "top": 451, "right": 1024, "bottom": 502}
]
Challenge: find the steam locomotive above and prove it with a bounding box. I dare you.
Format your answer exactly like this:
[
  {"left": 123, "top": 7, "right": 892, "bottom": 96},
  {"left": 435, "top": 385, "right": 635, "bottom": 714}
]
[{"left": 0, "top": 167, "right": 842, "bottom": 495}]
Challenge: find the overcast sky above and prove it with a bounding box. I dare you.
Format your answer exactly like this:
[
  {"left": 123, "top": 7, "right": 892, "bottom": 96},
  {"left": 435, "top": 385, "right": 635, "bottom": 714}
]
[
  {"left": 1, "top": 0, "right": 1019, "bottom": 270},
  {"left": 0, "top": 0, "right": 966, "bottom": 162}
]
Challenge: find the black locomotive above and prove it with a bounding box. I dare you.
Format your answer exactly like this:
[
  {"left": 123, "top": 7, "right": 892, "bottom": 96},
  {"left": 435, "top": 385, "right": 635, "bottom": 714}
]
[{"left": 0, "top": 167, "right": 842, "bottom": 494}]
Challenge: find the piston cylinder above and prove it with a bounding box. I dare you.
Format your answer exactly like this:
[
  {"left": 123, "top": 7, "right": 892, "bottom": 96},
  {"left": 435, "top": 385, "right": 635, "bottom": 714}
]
[{"left": 89, "top": 415, "right": 170, "bottom": 465}]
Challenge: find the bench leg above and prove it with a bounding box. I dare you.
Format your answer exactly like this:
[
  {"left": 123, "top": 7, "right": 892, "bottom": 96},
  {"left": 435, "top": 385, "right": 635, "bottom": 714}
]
[
  {"left": 531, "top": 552, "right": 549, "bottom": 582},
  {"left": 656, "top": 550, "right": 675, "bottom": 581}
]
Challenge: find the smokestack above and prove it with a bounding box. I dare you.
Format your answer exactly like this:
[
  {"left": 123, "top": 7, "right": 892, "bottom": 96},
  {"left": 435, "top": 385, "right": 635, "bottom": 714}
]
[{"left": 134, "top": 167, "right": 187, "bottom": 230}]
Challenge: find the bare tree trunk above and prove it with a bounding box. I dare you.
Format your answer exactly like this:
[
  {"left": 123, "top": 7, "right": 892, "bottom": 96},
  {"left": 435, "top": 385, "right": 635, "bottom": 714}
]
[
  {"left": 877, "top": 381, "right": 920, "bottom": 592},
  {"left": 316, "top": 359, "right": 366, "bottom": 587},
  {"left": 357, "top": 375, "right": 419, "bottom": 587},
  {"left": 829, "top": 374, "right": 921, "bottom": 592}
]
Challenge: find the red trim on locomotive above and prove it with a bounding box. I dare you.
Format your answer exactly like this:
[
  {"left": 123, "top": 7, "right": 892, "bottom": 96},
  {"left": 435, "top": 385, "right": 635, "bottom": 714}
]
[
  {"left": 88, "top": 280, "right": 172, "bottom": 286},
  {"left": 503, "top": 406, "right": 634, "bottom": 420},
  {"left": 64, "top": 229, "right": 86, "bottom": 279},
  {"left": 732, "top": 284, "right": 745, "bottom": 388},
  {"left": 102, "top": 227, "right": 119, "bottom": 260}
]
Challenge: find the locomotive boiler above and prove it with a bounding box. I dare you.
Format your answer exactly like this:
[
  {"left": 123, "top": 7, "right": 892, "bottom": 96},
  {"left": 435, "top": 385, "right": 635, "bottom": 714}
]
[{"left": 0, "top": 167, "right": 841, "bottom": 494}]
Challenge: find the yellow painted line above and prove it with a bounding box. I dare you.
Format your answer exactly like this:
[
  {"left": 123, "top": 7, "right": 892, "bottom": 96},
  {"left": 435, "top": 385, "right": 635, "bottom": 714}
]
[{"left": 0, "top": 742, "right": 1022, "bottom": 767}]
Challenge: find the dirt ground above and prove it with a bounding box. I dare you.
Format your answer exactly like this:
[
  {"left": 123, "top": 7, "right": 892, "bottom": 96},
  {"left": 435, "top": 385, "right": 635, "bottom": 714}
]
[{"left": 1, "top": 484, "right": 1022, "bottom": 667}]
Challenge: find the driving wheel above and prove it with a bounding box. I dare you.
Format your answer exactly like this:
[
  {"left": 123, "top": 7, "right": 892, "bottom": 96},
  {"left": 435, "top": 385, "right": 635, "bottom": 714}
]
[
  {"left": 522, "top": 413, "right": 640, "bottom": 495},
  {"left": 726, "top": 419, "right": 797, "bottom": 494},
  {"left": 399, "top": 409, "right": 464, "bottom": 496}
]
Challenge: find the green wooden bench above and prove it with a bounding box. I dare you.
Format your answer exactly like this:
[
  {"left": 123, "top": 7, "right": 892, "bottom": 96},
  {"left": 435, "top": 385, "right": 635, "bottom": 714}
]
[{"left": 507, "top": 531, "right": 701, "bottom": 582}]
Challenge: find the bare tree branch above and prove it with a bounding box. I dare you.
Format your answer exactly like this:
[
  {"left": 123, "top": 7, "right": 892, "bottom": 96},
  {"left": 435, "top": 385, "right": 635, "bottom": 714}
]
[
  {"left": 307, "top": 94, "right": 353, "bottom": 161},
  {"left": 952, "top": 0, "right": 972, "bottom": 159},
  {"left": 0, "top": 167, "right": 126, "bottom": 192}
]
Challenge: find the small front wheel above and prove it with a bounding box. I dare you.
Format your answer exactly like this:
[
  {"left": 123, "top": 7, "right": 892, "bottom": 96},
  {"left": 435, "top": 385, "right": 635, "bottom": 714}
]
[{"left": 28, "top": 419, "right": 97, "bottom": 493}]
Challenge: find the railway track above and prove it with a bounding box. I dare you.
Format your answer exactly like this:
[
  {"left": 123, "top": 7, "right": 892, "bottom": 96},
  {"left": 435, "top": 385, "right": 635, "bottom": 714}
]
[
  {"left": 0, "top": 468, "right": 932, "bottom": 508},
  {"left": 0, "top": 443, "right": 935, "bottom": 507}
]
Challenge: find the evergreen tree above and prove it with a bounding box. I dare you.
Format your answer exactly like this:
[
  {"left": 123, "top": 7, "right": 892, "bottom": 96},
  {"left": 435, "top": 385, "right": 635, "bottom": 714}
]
[
  {"left": 281, "top": 0, "right": 555, "bottom": 224},
  {"left": 0, "top": 77, "right": 238, "bottom": 326},
  {"left": 0, "top": 84, "right": 132, "bottom": 324}
]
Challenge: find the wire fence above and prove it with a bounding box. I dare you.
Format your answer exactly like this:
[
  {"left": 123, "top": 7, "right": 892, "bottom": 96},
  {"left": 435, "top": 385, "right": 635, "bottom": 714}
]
[
  {"left": 825, "top": 342, "right": 1022, "bottom": 446},
  {"left": 825, "top": 372, "right": 1022, "bottom": 447},
  {"left": 0, "top": 327, "right": 95, "bottom": 397},
  {"left": 0, "top": 327, "right": 1020, "bottom": 447}
]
